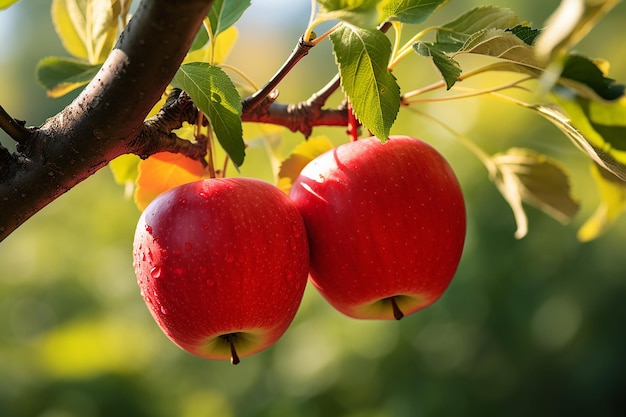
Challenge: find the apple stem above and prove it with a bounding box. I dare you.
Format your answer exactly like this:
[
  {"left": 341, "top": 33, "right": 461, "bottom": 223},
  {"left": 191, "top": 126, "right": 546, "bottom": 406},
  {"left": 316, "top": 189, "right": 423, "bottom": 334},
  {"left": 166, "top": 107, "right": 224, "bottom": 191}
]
[
  {"left": 389, "top": 297, "right": 405, "bottom": 320},
  {"left": 223, "top": 334, "right": 241, "bottom": 365},
  {"left": 347, "top": 100, "right": 360, "bottom": 142}
]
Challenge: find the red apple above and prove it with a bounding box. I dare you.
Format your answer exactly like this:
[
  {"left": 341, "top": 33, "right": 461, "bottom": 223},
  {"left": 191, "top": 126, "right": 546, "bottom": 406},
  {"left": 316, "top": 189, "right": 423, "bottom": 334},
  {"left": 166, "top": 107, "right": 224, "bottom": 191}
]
[
  {"left": 290, "top": 136, "right": 465, "bottom": 320},
  {"left": 133, "top": 178, "right": 309, "bottom": 364}
]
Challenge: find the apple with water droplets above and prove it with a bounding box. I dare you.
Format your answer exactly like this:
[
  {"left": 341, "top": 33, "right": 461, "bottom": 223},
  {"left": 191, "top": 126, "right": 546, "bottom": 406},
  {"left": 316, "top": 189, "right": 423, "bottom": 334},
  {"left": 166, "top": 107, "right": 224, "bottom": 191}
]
[
  {"left": 290, "top": 136, "right": 466, "bottom": 320},
  {"left": 133, "top": 178, "right": 309, "bottom": 364}
]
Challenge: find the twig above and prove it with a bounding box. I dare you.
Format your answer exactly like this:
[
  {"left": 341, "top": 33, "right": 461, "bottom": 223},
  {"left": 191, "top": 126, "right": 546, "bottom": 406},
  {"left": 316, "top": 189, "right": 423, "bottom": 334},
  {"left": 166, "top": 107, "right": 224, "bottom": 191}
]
[
  {"left": 130, "top": 88, "right": 207, "bottom": 163},
  {"left": 0, "top": 105, "right": 29, "bottom": 143},
  {"left": 241, "top": 36, "right": 314, "bottom": 113},
  {"left": 309, "top": 74, "right": 341, "bottom": 107},
  {"left": 242, "top": 101, "right": 347, "bottom": 138},
  {"left": 240, "top": 19, "right": 392, "bottom": 137}
]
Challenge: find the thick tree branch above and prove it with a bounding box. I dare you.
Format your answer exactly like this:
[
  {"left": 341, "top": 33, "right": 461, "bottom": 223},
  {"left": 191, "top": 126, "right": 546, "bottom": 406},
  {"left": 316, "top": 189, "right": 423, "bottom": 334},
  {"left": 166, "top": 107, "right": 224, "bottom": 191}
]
[
  {"left": 131, "top": 89, "right": 206, "bottom": 162},
  {"left": 0, "top": 0, "right": 214, "bottom": 241}
]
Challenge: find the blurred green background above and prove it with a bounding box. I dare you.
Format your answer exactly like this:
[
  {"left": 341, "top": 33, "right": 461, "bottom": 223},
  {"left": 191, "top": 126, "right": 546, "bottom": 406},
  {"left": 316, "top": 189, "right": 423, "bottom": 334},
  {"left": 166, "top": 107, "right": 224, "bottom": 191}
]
[{"left": 2, "top": 1, "right": 626, "bottom": 416}]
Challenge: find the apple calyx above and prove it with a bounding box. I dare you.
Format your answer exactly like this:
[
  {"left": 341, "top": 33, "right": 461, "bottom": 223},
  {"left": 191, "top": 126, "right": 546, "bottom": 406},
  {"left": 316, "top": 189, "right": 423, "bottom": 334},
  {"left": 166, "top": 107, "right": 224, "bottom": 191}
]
[
  {"left": 387, "top": 297, "right": 405, "bottom": 321},
  {"left": 221, "top": 333, "right": 241, "bottom": 365}
]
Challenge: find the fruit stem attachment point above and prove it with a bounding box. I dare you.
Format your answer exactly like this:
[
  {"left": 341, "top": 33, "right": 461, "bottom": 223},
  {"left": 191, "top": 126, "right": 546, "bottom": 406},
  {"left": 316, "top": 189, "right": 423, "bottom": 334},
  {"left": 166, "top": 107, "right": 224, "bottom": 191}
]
[
  {"left": 389, "top": 297, "right": 404, "bottom": 320},
  {"left": 222, "top": 334, "right": 241, "bottom": 365}
]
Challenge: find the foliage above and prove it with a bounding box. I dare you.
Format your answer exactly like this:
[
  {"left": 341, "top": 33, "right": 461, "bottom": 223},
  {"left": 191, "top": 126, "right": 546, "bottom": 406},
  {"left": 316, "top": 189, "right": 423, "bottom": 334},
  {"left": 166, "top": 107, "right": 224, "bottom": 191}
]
[
  {"left": 27, "top": 0, "right": 626, "bottom": 241},
  {"left": 2, "top": 0, "right": 626, "bottom": 416}
]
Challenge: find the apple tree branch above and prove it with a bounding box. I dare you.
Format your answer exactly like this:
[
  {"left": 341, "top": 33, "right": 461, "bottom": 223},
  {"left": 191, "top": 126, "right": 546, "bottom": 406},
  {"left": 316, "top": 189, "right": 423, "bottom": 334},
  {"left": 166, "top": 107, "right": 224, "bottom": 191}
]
[{"left": 0, "top": 0, "right": 215, "bottom": 241}]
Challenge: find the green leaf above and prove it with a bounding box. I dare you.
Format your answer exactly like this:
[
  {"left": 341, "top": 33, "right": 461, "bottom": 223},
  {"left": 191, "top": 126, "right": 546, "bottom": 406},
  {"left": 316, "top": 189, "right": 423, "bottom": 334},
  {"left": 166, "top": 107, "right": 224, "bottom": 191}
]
[
  {"left": 190, "top": 24, "right": 210, "bottom": 52},
  {"left": 413, "top": 42, "right": 460, "bottom": 89},
  {"left": 435, "top": 6, "right": 520, "bottom": 50},
  {"left": 532, "top": 98, "right": 626, "bottom": 181},
  {"left": 51, "top": 0, "right": 121, "bottom": 64},
  {"left": 36, "top": 56, "right": 101, "bottom": 97},
  {"left": 172, "top": 62, "right": 245, "bottom": 167},
  {"left": 317, "top": 0, "right": 381, "bottom": 28},
  {"left": 491, "top": 148, "right": 579, "bottom": 240},
  {"left": 578, "top": 163, "right": 626, "bottom": 242},
  {"left": 109, "top": 153, "right": 140, "bottom": 185},
  {"left": 277, "top": 136, "right": 335, "bottom": 194},
  {"left": 534, "top": 0, "right": 620, "bottom": 65},
  {"left": 0, "top": 0, "right": 20, "bottom": 9},
  {"left": 208, "top": 0, "right": 251, "bottom": 37},
  {"left": 108, "top": 153, "right": 141, "bottom": 198},
  {"left": 331, "top": 25, "right": 400, "bottom": 141},
  {"left": 559, "top": 54, "right": 625, "bottom": 101},
  {"left": 459, "top": 29, "right": 541, "bottom": 74},
  {"left": 380, "top": 0, "right": 447, "bottom": 25}
]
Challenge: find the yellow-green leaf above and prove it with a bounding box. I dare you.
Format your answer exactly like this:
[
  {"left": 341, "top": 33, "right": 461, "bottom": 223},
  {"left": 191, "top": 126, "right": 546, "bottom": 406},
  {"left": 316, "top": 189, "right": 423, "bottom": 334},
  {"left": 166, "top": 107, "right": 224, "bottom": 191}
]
[
  {"left": 578, "top": 164, "right": 626, "bottom": 242},
  {"left": 435, "top": 6, "right": 519, "bottom": 48},
  {"left": 538, "top": 96, "right": 626, "bottom": 181},
  {"left": 36, "top": 56, "right": 101, "bottom": 97},
  {"left": 317, "top": 0, "right": 381, "bottom": 28},
  {"left": 185, "top": 26, "right": 239, "bottom": 65},
  {"left": 491, "top": 148, "right": 579, "bottom": 239},
  {"left": 277, "top": 136, "right": 334, "bottom": 194},
  {"left": 108, "top": 153, "right": 141, "bottom": 198},
  {"left": 380, "top": 0, "right": 448, "bottom": 25},
  {"left": 0, "top": 0, "right": 20, "bottom": 9},
  {"left": 51, "top": 0, "right": 120, "bottom": 64}
]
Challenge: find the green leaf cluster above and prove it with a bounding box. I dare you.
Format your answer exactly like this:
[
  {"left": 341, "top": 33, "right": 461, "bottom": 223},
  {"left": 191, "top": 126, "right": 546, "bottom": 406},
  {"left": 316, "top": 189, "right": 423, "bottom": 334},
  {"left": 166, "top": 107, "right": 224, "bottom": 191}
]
[{"left": 34, "top": 0, "right": 626, "bottom": 240}]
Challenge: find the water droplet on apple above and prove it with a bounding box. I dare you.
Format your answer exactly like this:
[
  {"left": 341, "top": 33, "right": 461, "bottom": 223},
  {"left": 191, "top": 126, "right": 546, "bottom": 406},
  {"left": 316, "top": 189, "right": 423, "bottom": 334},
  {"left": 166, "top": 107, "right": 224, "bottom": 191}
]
[
  {"left": 160, "top": 305, "right": 169, "bottom": 315},
  {"left": 292, "top": 226, "right": 301, "bottom": 238},
  {"left": 285, "top": 271, "right": 294, "bottom": 282},
  {"left": 174, "top": 267, "right": 185, "bottom": 276},
  {"left": 179, "top": 197, "right": 187, "bottom": 204},
  {"left": 145, "top": 225, "right": 153, "bottom": 234},
  {"left": 150, "top": 266, "right": 162, "bottom": 279},
  {"left": 207, "top": 279, "right": 216, "bottom": 287},
  {"left": 141, "top": 252, "right": 146, "bottom": 261},
  {"left": 225, "top": 253, "right": 235, "bottom": 263},
  {"left": 184, "top": 242, "right": 192, "bottom": 251},
  {"left": 199, "top": 191, "right": 209, "bottom": 199}
]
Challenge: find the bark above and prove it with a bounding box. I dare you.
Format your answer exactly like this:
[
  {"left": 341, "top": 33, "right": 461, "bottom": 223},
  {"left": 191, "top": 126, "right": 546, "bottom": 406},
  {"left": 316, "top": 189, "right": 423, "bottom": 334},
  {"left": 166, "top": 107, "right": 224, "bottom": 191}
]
[{"left": 0, "top": 0, "right": 214, "bottom": 241}]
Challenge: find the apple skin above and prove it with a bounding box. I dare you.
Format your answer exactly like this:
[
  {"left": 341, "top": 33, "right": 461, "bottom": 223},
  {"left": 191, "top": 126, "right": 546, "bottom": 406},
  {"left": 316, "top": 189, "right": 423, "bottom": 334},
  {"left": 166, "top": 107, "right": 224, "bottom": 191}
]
[
  {"left": 133, "top": 178, "right": 309, "bottom": 363},
  {"left": 289, "top": 136, "right": 466, "bottom": 320}
]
